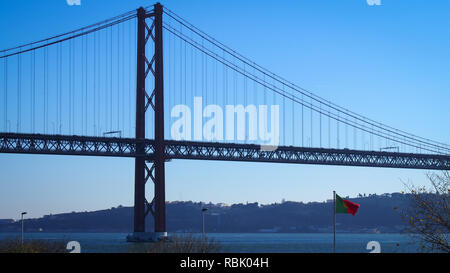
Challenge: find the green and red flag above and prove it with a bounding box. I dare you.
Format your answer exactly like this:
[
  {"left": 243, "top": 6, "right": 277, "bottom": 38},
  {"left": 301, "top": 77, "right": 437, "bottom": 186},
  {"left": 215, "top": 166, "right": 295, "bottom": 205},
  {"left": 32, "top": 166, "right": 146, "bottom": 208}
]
[{"left": 335, "top": 194, "right": 360, "bottom": 216}]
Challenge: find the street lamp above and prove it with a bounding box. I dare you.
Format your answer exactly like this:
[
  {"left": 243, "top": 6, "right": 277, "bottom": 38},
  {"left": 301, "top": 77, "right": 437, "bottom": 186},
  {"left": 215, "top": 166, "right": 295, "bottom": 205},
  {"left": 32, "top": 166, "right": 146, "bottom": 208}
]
[
  {"left": 201, "top": 208, "right": 208, "bottom": 239},
  {"left": 21, "top": 212, "right": 27, "bottom": 245}
]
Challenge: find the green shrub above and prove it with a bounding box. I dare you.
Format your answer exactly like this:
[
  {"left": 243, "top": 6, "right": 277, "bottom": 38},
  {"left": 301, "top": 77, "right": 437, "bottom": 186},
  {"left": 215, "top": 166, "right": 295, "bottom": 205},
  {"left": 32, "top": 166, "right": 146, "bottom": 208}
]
[
  {"left": 129, "top": 233, "right": 223, "bottom": 253},
  {"left": 0, "top": 237, "right": 67, "bottom": 253}
]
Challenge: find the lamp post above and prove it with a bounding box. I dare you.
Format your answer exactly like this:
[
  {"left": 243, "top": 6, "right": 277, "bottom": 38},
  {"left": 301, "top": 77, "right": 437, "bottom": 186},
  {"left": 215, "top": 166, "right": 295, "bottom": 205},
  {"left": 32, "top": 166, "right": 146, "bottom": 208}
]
[
  {"left": 201, "top": 208, "right": 208, "bottom": 239},
  {"left": 21, "top": 212, "right": 27, "bottom": 245}
]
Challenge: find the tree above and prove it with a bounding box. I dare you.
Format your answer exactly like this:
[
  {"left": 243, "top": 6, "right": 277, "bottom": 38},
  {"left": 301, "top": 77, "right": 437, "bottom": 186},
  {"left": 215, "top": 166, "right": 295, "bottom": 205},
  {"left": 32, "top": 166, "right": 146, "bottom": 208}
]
[{"left": 399, "top": 171, "right": 449, "bottom": 252}]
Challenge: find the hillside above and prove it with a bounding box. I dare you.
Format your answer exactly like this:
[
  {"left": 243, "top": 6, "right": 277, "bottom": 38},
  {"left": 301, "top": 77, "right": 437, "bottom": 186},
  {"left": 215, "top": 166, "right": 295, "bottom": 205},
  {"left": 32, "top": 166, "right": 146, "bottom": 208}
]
[{"left": 0, "top": 193, "right": 412, "bottom": 233}]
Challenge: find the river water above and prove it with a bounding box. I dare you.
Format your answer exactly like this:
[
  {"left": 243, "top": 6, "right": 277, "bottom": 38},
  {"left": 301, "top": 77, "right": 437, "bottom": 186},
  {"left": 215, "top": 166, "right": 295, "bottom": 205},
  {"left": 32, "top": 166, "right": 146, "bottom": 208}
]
[{"left": 0, "top": 232, "right": 421, "bottom": 253}]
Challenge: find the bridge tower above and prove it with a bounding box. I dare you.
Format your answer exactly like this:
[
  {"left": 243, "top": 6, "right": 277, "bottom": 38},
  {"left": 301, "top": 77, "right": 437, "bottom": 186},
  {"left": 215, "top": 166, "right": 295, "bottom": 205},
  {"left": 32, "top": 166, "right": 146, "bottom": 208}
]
[{"left": 128, "top": 2, "right": 166, "bottom": 242}]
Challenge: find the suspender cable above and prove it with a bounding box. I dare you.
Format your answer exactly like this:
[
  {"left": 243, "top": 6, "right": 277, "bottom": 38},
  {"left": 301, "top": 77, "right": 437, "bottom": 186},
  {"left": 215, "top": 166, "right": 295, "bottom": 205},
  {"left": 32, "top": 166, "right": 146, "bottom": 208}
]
[
  {"left": 69, "top": 39, "right": 72, "bottom": 134},
  {"left": 122, "top": 23, "right": 125, "bottom": 137},
  {"left": 320, "top": 103, "right": 322, "bottom": 148},
  {"left": 3, "top": 58, "right": 7, "bottom": 132},
  {"left": 31, "top": 50, "right": 35, "bottom": 133},
  {"left": 17, "top": 48, "right": 22, "bottom": 132},
  {"left": 110, "top": 26, "right": 113, "bottom": 131},
  {"left": 94, "top": 30, "right": 97, "bottom": 136},
  {"left": 117, "top": 23, "right": 120, "bottom": 132},
  {"left": 85, "top": 34, "right": 88, "bottom": 135},
  {"left": 44, "top": 47, "right": 47, "bottom": 134}
]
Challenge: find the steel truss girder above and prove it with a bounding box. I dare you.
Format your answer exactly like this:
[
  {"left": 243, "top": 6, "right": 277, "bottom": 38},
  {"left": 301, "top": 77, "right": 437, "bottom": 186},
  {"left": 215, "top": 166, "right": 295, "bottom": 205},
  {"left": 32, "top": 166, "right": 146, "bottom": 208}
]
[
  {"left": 0, "top": 133, "right": 151, "bottom": 157},
  {"left": 0, "top": 133, "right": 449, "bottom": 170},
  {"left": 162, "top": 140, "right": 450, "bottom": 170}
]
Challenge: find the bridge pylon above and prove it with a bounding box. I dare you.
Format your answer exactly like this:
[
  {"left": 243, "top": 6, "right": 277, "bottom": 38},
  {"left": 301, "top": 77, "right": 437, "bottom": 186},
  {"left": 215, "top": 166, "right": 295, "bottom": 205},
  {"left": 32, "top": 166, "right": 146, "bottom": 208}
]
[{"left": 127, "top": 3, "right": 166, "bottom": 242}]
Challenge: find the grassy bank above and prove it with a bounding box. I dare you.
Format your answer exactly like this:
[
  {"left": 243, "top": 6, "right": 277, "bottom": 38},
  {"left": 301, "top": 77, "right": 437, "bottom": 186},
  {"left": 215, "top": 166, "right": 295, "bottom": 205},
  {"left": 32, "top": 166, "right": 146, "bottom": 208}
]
[{"left": 0, "top": 237, "right": 67, "bottom": 253}]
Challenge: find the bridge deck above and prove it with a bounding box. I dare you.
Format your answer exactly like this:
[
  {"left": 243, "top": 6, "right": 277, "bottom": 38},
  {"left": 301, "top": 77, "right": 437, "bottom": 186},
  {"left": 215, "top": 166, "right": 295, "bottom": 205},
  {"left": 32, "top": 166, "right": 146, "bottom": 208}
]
[{"left": 0, "top": 133, "right": 449, "bottom": 170}]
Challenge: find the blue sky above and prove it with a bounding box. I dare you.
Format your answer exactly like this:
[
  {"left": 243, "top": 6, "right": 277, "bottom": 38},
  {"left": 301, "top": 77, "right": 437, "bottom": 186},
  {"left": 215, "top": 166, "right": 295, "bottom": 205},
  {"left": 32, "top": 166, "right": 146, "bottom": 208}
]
[{"left": 0, "top": 0, "right": 449, "bottom": 219}]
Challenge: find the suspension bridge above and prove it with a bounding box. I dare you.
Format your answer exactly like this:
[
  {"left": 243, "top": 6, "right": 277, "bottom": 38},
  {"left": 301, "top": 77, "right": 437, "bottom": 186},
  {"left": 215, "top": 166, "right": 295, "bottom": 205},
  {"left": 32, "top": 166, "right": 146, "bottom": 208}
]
[{"left": 0, "top": 3, "right": 449, "bottom": 241}]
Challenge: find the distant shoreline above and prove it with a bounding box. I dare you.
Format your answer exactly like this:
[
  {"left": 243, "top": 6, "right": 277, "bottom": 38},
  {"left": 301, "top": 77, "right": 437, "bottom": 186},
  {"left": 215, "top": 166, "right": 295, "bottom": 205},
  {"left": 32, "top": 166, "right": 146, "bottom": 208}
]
[{"left": 0, "top": 194, "right": 414, "bottom": 234}]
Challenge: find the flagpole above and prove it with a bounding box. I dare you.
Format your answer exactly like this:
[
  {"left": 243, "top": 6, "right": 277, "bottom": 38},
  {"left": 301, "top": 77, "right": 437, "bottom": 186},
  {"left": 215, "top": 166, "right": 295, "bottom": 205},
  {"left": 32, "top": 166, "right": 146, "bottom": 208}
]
[{"left": 333, "top": 190, "right": 336, "bottom": 253}]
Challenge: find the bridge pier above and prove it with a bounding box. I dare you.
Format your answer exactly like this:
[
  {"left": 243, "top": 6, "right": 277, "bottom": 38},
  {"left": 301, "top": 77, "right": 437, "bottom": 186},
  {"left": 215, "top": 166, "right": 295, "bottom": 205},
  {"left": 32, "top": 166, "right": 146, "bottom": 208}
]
[
  {"left": 127, "top": 3, "right": 166, "bottom": 242},
  {"left": 153, "top": 2, "right": 166, "bottom": 238}
]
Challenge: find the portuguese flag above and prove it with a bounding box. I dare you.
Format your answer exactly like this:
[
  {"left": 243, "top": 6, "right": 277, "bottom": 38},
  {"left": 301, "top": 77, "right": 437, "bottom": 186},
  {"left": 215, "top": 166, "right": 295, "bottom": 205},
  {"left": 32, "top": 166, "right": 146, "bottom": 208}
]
[
  {"left": 335, "top": 193, "right": 360, "bottom": 216},
  {"left": 333, "top": 192, "right": 360, "bottom": 252}
]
